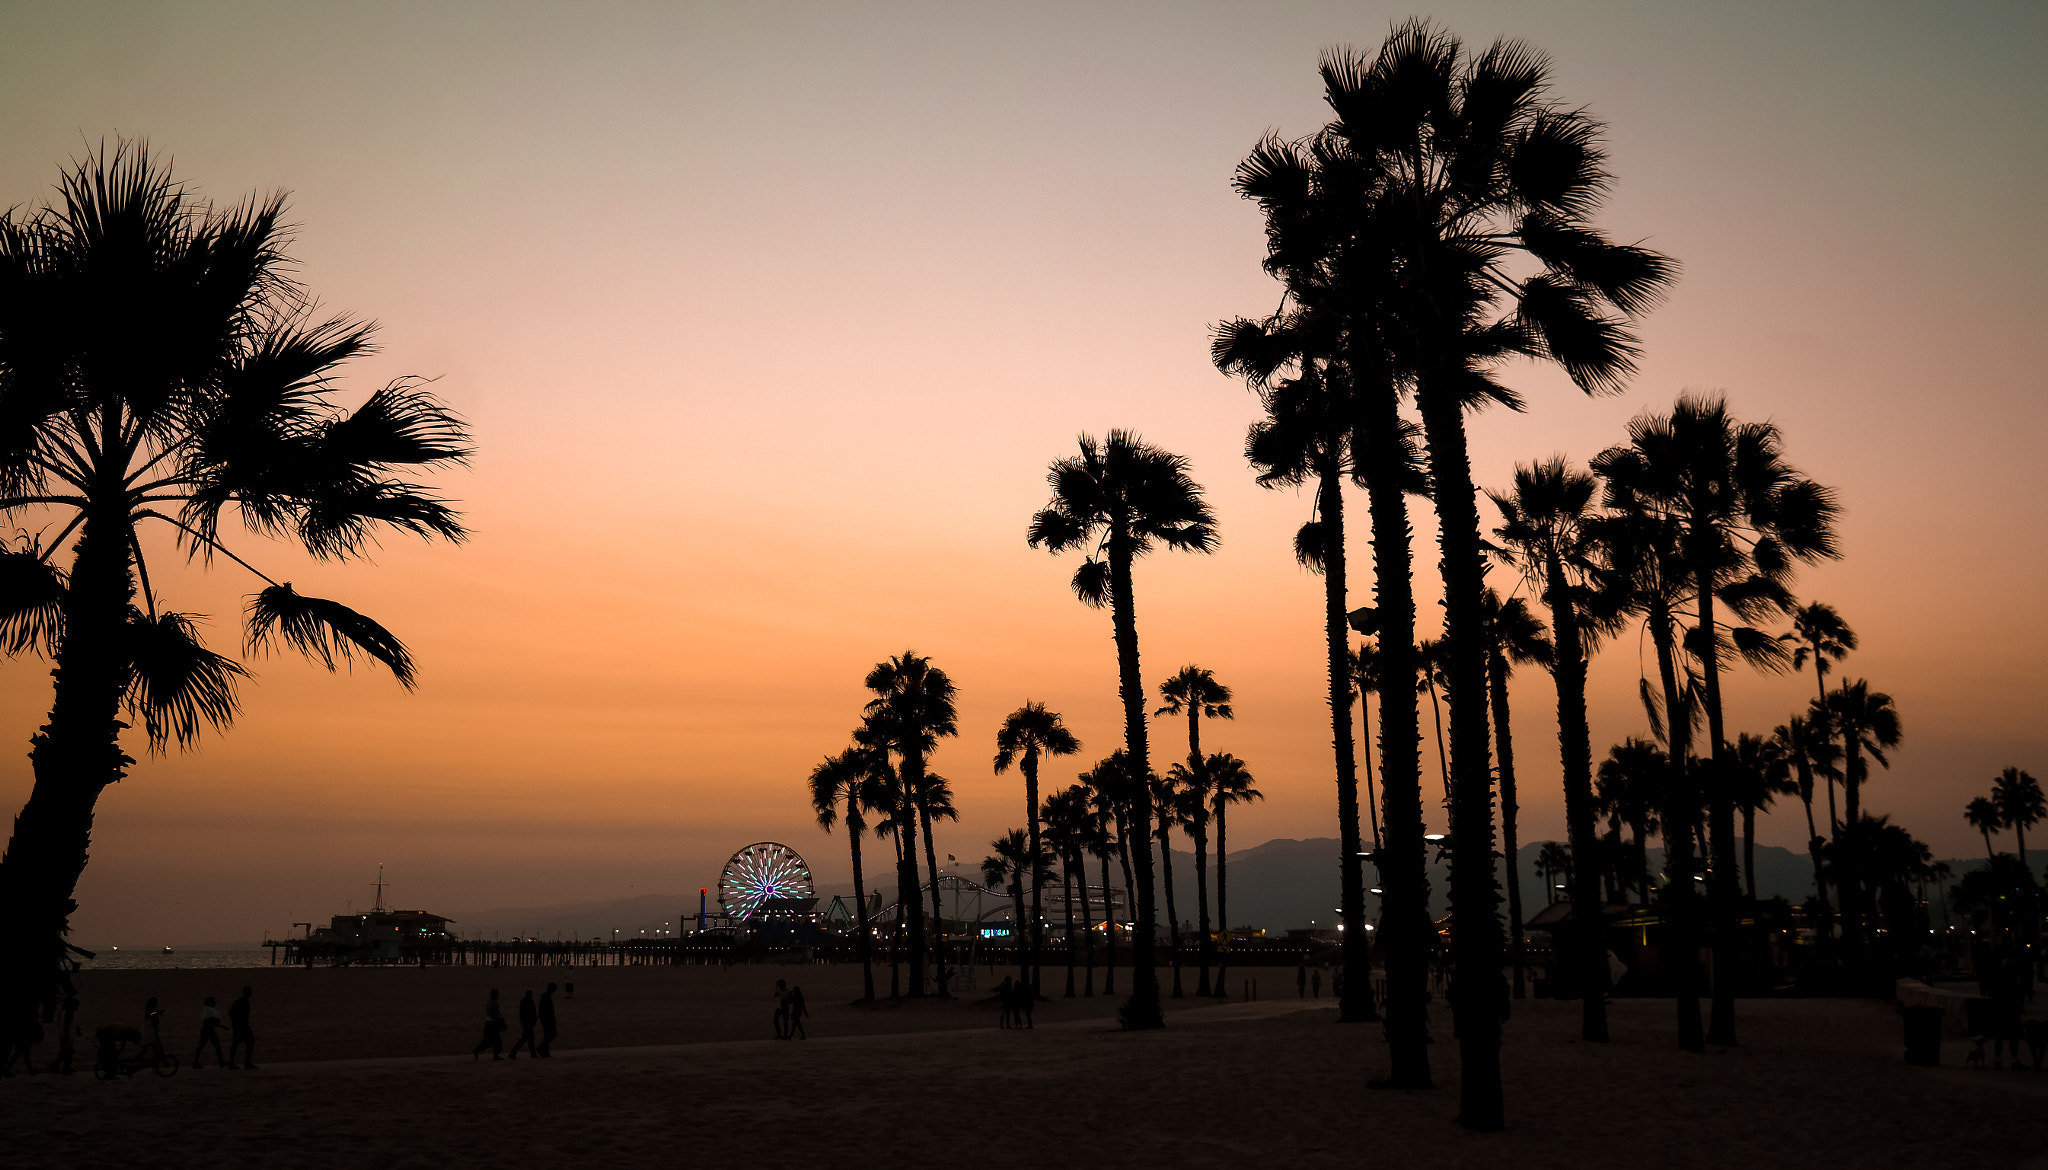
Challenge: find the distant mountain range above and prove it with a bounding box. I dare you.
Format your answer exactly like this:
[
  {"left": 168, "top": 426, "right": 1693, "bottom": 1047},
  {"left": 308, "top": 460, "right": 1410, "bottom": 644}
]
[{"left": 446, "top": 836, "right": 1891, "bottom": 941}]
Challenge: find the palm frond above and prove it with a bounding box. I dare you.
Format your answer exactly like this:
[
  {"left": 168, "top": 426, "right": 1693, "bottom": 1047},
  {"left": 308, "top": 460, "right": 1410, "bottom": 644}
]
[
  {"left": 245, "top": 582, "right": 415, "bottom": 688},
  {"left": 124, "top": 609, "right": 246, "bottom": 751},
  {"left": 0, "top": 539, "right": 65, "bottom": 655}
]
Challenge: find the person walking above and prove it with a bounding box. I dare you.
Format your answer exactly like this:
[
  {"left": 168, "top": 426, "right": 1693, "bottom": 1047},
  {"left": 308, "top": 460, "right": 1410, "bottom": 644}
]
[
  {"left": 771, "top": 980, "right": 790, "bottom": 1039},
  {"left": 228, "top": 986, "right": 256, "bottom": 1069},
  {"left": 473, "top": 990, "right": 504, "bottom": 1061},
  {"left": 785, "top": 985, "right": 808, "bottom": 1040},
  {"left": 192, "top": 996, "right": 226, "bottom": 1069},
  {"left": 508, "top": 990, "right": 539, "bottom": 1059},
  {"left": 142, "top": 997, "right": 165, "bottom": 1057},
  {"left": 537, "top": 983, "right": 558, "bottom": 1056},
  {"left": 1311, "top": 967, "right": 1322, "bottom": 998}
]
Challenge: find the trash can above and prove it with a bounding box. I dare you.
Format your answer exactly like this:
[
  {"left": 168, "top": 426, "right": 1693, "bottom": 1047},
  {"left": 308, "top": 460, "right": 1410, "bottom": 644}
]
[{"left": 1903, "top": 1005, "right": 1944, "bottom": 1066}]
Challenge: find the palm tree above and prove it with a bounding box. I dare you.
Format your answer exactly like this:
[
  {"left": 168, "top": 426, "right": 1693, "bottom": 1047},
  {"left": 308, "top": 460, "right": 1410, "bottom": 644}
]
[
  {"left": 1318, "top": 25, "right": 1677, "bottom": 1125},
  {"left": 0, "top": 145, "right": 470, "bottom": 1016},
  {"left": 1596, "top": 738, "right": 1665, "bottom": 904},
  {"left": 1824, "top": 679, "right": 1901, "bottom": 953},
  {"left": 1727, "top": 733, "right": 1795, "bottom": 902},
  {"left": 1478, "top": 589, "right": 1552, "bottom": 998},
  {"left": 1964, "top": 796, "right": 2005, "bottom": 864},
  {"left": 1028, "top": 432, "right": 1217, "bottom": 1030},
  {"left": 1041, "top": 786, "right": 1090, "bottom": 997},
  {"left": 1156, "top": 666, "right": 1231, "bottom": 997},
  {"left": 1489, "top": 457, "right": 1618, "bottom": 1041},
  {"left": 1220, "top": 120, "right": 1431, "bottom": 1070},
  {"left": 1785, "top": 601, "right": 1856, "bottom": 742},
  {"left": 1149, "top": 765, "right": 1189, "bottom": 998},
  {"left": 862, "top": 651, "right": 959, "bottom": 998},
  {"left": 1167, "top": 762, "right": 1217, "bottom": 997},
  {"left": 1208, "top": 752, "right": 1260, "bottom": 995},
  {"left": 1990, "top": 768, "right": 2046, "bottom": 881},
  {"left": 1536, "top": 841, "right": 1573, "bottom": 902},
  {"left": 982, "top": 829, "right": 1050, "bottom": 984},
  {"left": 1415, "top": 638, "right": 1453, "bottom": 819},
  {"left": 1595, "top": 395, "right": 1838, "bottom": 1045},
  {"left": 916, "top": 771, "right": 959, "bottom": 994},
  {"left": 810, "top": 748, "right": 888, "bottom": 1001},
  {"left": 1082, "top": 751, "right": 1142, "bottom": 996},
  {"left": 1348, "top": 642, "right": 1385, "bottom": 849},
  {"left": 994, "top": 702, "right": 1081, "bottom": 996},
  {"left": 1774, "top": 717, "right": 1840, "bottom": 937}
]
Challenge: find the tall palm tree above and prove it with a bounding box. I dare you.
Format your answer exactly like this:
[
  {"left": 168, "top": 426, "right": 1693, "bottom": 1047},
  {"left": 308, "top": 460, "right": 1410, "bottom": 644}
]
[
  {"left": 1219, "top": 121, "right": 1431, "bottom": 1065},
  {"left": 1824, "top": 679, "right": 1901, "bottom": 953},
  {"left": 1595, "top": 395, "right": 1838, "bottom": 1045},
  {"left": 810, "top": 747, "right": 888, "bottom": 1001},
  {"left": 1029, "top": 432, "right": 1217, "bottom": 1030},
  {"left": 1148, "top": 766, "right": 1189, "bottom": 998},
  {"left": 0, "top": 145, "right": 470, "bottom": 1016},
  {"left": 1964, "top": 795, "right": 2005, "bottom": 864},
  {"left": 1596, "top": 738, "right": 1665, "bottom": 904},
  {"left": 862, "top": 651, "right": 959, "bottom": 998},
  {"left": 1990, "top": 768, "right": 2046, "bottom": 881},
  {"left": 1773, "top": 717, "right": 1840, "bottom": 936},
  {"left": 1167, "top": 762, "right": 1218, "bottom": 997},
  {"left": 1478, "top": 589, "right": 1552, "bottom": 998},
  {"left": 1208, "top": 752, "right": 1260, "bottom": 995},
  {"left": 981, "top": 829, "right": 1049, "bottom": 985},
  {"left": 1041, "top": 786, "right": 1090, "bottom": 997},
  {"left": 994, "top": 702, "right": 1081, "bottom": 996},
  {"left": 1318, "top": 25, "right": 1676, "bottom": 1125},
  {"left": 1785, "top": 602, "right": 1856, "bottom": 743},
  {"left": 916, "top": 771, "right": 959, "bottom": 994},
  {"left": 1727, "top": 733, "right": 1795, "bottom": 902},
  {"left": 1156, "top": 665, "right": 1231, "bottom": 997},
  {"left": 1489, "top": 457, "right": 1618, "bottom": 1040}
]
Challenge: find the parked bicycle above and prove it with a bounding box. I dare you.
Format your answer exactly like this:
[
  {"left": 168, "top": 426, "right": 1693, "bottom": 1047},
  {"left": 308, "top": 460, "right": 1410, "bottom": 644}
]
[{"left": 93, "top": 1026, "right": 178, "bottom": 1079}]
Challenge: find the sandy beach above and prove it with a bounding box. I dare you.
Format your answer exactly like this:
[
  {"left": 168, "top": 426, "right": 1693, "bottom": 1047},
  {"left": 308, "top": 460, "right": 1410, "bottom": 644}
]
[{"left": 5, "top": 967, "right": 2043, "bottom": 1169}]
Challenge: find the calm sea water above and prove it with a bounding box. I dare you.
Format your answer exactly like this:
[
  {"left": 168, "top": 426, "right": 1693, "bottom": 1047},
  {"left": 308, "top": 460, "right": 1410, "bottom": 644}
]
[{"left": 79, "top": 948, "right": 276, "bottom": 971}]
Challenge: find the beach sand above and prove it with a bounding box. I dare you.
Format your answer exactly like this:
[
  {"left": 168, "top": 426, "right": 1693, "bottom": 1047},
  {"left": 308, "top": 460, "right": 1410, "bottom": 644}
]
[{"left": 5, "top": 966, "right": 2043, "bottom": 1169}]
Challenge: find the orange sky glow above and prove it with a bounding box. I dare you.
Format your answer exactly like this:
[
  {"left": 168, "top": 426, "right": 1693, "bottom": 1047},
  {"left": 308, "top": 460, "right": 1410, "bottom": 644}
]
[{"left": 2, "top": 2, "right": 2043, "bottom": 945}]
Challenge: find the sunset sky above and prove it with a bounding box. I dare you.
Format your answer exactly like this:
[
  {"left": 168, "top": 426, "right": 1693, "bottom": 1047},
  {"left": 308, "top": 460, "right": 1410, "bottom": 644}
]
[{"left": 2, "top": 1, "right": 2042, "bottom": 946}]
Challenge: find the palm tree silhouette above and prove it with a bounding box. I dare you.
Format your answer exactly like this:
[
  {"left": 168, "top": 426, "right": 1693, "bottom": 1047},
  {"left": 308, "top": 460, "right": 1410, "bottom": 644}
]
[
  {"left": 1415, "top": 639, "right": 1453, "bottom": 819},
  {"left": 1990, "top": 767, "right": 2046, "bottom": 881},
  {"left": 862, "top": 651, "right": 959, "bottom": 998},
  {"left": 1773, "top": 716, "right": 1841, "bottom": 939},
  {"left": 1964, "top": 795, "right": 2005, "bottom": 864},
  {"left": 1166, "top": 762, "right": 1217, "bottom": 997},
  {"left": 1478, "top": 589, "right": 1552, "bottom": 998},
  {"left": 1148, "top": 766, "right": 1190, "bottom": 998},
  {"left": 810, "top": 747, "right": 889, "bottom": 1001},
  {"left": 1596, "top": 738, "right": 1665, "bottom": 905},
  {"left": 1028, "top": 432, "right": 1217, "bottom": 1031},
  {"left": 1536, "top": 842, "right": 1573, "bottom": 903},
  {"left": 1207, "top": 752, "right": 1260, "bottom": 995},
  {"left": 1728, "top": 733, "right": 1795, "bottom": 902},
  {"left": 982, "top": 829, "right": 1050, "bottom": 986},
  {"left": 1079, "top": 757, "right": 1133, "bottom": 996},
  {"left": 1490, "top": 457, "right": 1619, "bottom": 1039},
  {"left": 1595, "top": 395, "right": 1838, "bottom": 1045},
  {"left": 1784, "top": 601, "right": 1856, "bottom": 836},
  {"left": 1347, "top": 642, "right": 1385, "bottom": 850},
  {"left": 1157, "top": 665, "right": 1231, "bottom": 997},
  {"left": 1824, "top": 679, "right": 1901, "bottom": 954},
  {"left": 916, "top": 771, "right": 959, "bottom": 994},
  {"left": 1041, "top": 785, "right": 1090, "bottom": 997},
  {"left": 1316, "top": 24, "right": 1677, "bottom": 1123},
  {"left": 994, "top": 702, "right": 1081, "bottom": 997},
  {"left": 0, "top": 144, "right": 470, "bottom": 1011}
]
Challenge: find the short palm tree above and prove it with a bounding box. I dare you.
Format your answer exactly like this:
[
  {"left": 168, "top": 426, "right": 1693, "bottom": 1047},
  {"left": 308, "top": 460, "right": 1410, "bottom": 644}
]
[
  {"left": 810, "top": 747, "right": 889, "bottom": 1001},
  {"left": 1167, "top": 761, "right": 1217, "bottom": 997},
  {"left": 1774, "top": 716, "right": 1840, "bottom": 936},
  {"left": 1595, "top": 395, "right": 1838, "bottom": 1045},
  {"left": 1028, "top": 432, "right": 1217, "bottom": 1030},
  {"left": 1990, "top": 768, "right": 2046, "bottom": 881},
  {"left": 1824, "top": 678, "right": 1901, "bottom": 952},
  {"left": 1478, "top": 589, "right": 1551, "bottom": 998},
  {"left": 1595, "top": 738, "right": 1665, "bottom": 904},
  {"left": 915, "top": 771, "right": 959, "bottom": 993},
  {"left": 1964, "top": 795, "right": 2005, "bottom": 864},
  {"left": 994, "top": 702, "right": 1081, "bottom": 995},
  {"left": 1490, "top": 456, "right": 1617, "bottom": 1040},
  {"left": 1536, "top": 841, "right": 1573, "bottom": 902},
  {"left": 1785, "top": 601, "right": 1856, "bottom": 745},
  {"left": 1207, "top": 752, "right": 1260, "bottom": 995},
  {"left": 1727, "top": 733, "right": 1795, "bottom": 901},
  {"left": 981, "top": 829, "right": 1050, "bottom": 985},
  {"left": 1157, "top": 665, "right": 1231, "bottom": 996},
  {"left": 1348, "top": 641, "right": 1385, "bottom": 849},
  {"left": 862, "top": 651, "right": 959, "bottom": 998},
  {"left": 1148, "top": 765, "right": 1189, "bottom": 998},
  {"left": 1079, "top": 758, "right": 1133, "bottom": 996},
  {"left": 0, "top": 145, "right": 470, "bottom": 1015},
  {"left": 1040, "top": 786, "right": 1090, "bottom": 997}
]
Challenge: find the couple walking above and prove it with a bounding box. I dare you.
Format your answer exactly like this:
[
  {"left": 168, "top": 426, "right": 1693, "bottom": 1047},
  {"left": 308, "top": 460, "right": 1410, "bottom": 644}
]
[
  {"left": 474, "top": 984, "right": 559, "bottom": 1060},
  {"left": 191, "top": 986, "right": 256, "bottom": 1069},
  {"left": 772, "top": 980, "right": 808, "bottom": 1039}
]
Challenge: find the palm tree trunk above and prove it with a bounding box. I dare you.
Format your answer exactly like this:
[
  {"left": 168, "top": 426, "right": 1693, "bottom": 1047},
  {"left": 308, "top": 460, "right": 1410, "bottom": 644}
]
[
  {"left": 1743, "top": 808, "right": 1758, "bottom": 903},
  {"left": 1650, "top": 596, "right": 1705, "bottom": 1052},
  {"left": 1488, "top": 649, "right": 1527, "bottom": 1000},
  {"left": 0, "top": 511, "right": 138, "bottom": 1023},
  {"left": 1841, "top": 735, "right": 1864, "bottom": 962},
  {"left": 1795, "top": 755, "right": 1832, "bottom": 939},
  {"left": 1192, "top": 809, "right": 1214, "bottom": 998},
  {"left": 1107, "top": 543, "right": 1162, "bottom": 1030},
  {"left": 1543, "top": 553, "right": 1607, "bottom": 1043},
  {"left": 1024, "top": 748, "right": 1043, "bottom": 996},
  {"left": 1008, "top": 882, "right": 1027, "bottom": 991},
  {"left": 1319, "top": 467, "right": 1377, "bottom": 1024},
  {"left": 1426, "top": 678, "right": 1451, "bottom": 818},
  {"left": 1213, "top": 801, "right": 1230, "bottom": 997},
  {"left": 1078, "top": 851, "right": 1096, "bottom": 995},
  {"left": 1100, "top": 851, "right": 1118, "bottom": 995},
  {"left": 849, "top": 809, "right": 876, "bottom": 1002},
  {"left": 889, "top": 831, "right": 905, "bottom": 998},
  {"left": 1062, "top": 861, "right": 1077, "bottom": 997},
  {"left": 1357, "top": 370, "right": 1430, "bottom": 1091},
  {"left": 1415, "top": 385, "right": 1506, "bottom": 1129},
  {"left": 1157, "top": 820, "right": 1184, "bottom": 997},
  {"left": 1695, "top": 564, "right": 1740, "bottom": 1047},
  {"left": 919, "top": 801, "right": 946, "bottom": 995},
  {"left": 897, "top": 756, "right": 928, "bottom": 998}
]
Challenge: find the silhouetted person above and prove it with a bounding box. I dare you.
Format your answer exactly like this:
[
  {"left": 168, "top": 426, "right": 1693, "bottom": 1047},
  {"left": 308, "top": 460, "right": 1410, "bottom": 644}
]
[
  {"left": 95, "top": 1025, "right": 140, "bottom": 1078},
  {"left": 772, "top": 980, "right": 789, "bottom": 1039},
  {"left": 1004, "top": 976, "right": 1035, "bottom": 1029},
  {"left": 192, "top": 996, "right": 226, "bottom": 1069},
  {"left": 228, "top": 986, "right": 255, "bottom": 1069},
  {"left": 142, "top": 996, "right": 164, "bottom": 1056},
  {"left": 1312, "top": 967, "right": 1322, "bottom": 998},
  {"left": 508, "top": 990, "right": 539, "bottom": 1059},
  {"left": 1296, "top": 963, "right": 1306, "bottom": 998},
  {"left": 538, "top": 983, "right": 558, "bottom": 1056},
  {"left": 995, "top": 976, "right": 1015, "bottom": 1028},
  {"left": 785, "top": 985, "right": 808, "bottom": 1040},
  {"left": 565, "top": 981, "right": 575, "bottom": 1000},
  {"left": 1, "top": 1011, "right": 40, "bottom": 1076},
  {"left": 473, "top": 989, "right": 504, "bottom": 1060}
]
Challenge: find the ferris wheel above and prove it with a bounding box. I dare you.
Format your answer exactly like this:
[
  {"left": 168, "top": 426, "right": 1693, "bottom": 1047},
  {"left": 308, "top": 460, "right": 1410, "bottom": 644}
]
[{"left": 717, "top": 842, "right": 814, "bottom": 921}]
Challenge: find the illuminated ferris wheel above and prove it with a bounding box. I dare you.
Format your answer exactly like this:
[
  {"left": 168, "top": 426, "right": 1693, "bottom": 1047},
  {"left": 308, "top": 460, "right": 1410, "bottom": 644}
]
[{"left": 717, "top": 842, "right": 814, "bottom": 921}]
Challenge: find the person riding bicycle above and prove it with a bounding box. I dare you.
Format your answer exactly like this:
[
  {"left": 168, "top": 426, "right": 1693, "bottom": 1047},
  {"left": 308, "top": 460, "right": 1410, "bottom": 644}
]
[{"left": 95, "top": 1025, "right": 141, "bottom": 1077}]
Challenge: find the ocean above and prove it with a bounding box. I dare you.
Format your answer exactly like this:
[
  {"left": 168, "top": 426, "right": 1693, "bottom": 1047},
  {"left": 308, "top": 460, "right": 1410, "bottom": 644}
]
[{"left": 78, "top": 948, "right": 277, "bottom": 971}]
